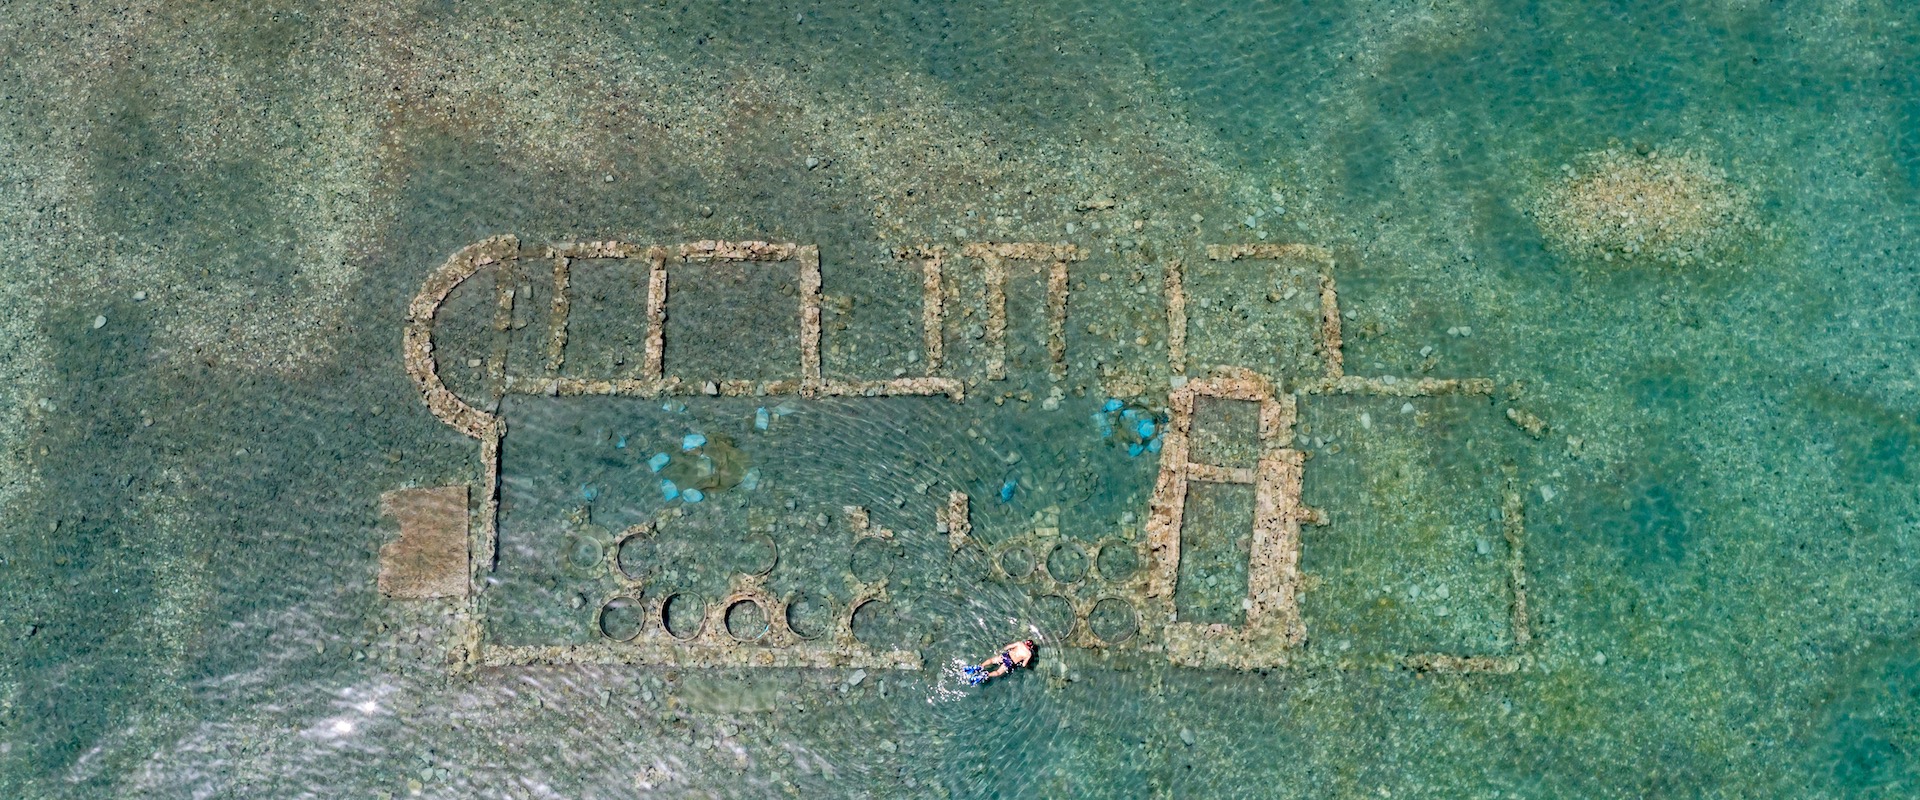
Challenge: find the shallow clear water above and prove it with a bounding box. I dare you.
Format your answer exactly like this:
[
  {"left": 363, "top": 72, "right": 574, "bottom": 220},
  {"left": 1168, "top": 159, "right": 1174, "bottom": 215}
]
[{"left": 3, "top": 1, "right": 1920, "bottom": 797}]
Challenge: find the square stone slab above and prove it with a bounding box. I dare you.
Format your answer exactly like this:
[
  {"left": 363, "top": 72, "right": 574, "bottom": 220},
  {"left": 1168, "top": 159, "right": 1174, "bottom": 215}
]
[{"left": 379, "top": 485, "right": 470, "bottom": 599}]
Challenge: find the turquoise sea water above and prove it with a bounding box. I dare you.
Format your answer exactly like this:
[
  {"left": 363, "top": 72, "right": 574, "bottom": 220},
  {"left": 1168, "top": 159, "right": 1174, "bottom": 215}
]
[{"left": 3, "top": 1, "right": 1920, "bottom": 797}]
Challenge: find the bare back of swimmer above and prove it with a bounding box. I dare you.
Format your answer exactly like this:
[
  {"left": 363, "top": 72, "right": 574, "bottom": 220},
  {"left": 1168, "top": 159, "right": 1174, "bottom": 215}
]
[{"left": 964, "top": 640, "right": 1035, "bottom": 684}]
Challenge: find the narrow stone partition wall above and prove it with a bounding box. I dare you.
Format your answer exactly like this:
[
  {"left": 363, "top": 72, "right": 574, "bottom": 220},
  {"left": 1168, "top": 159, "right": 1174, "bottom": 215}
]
[
  {"left": 941, "top": 491, "right": 971, "bottom": 552},
  {"left": 958, "top": 242, "right": 1085, "bottom": 381},
  {"left": 891, "top": 246, "right": 949, "bottom": 374},
  {"left": 1164, "top": 258, "right": 1188, "bottom": 375}
]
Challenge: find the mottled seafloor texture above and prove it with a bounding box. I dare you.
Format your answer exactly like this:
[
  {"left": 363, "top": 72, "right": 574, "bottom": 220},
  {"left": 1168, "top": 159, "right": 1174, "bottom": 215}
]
[{"left": 4, "top": 1, "right": 1920, "bottom": 798}]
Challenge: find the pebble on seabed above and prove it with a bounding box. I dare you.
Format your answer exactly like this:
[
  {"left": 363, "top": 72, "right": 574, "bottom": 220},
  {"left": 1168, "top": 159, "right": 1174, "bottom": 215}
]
[{"left": 92, "top": 314, "right": 106, "bottom": 329}]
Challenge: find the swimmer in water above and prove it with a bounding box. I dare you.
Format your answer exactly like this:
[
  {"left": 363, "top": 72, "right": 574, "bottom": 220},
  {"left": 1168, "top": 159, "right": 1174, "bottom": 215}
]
[{"left": 962, "top": 639, "right": 1035, "bottom": 685}]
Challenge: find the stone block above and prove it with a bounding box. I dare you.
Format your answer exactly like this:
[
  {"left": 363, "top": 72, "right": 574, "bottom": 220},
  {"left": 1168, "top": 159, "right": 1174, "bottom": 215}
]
[{"left": 378, "top": 485, "right": 470, "bottom": 599}]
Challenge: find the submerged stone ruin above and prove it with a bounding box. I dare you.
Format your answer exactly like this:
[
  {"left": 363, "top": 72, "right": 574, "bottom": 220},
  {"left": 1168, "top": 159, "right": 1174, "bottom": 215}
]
[{"left": 386, "top": 235, "right": 1545, "bottom": 676}]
